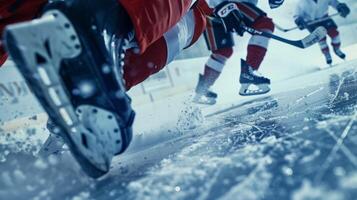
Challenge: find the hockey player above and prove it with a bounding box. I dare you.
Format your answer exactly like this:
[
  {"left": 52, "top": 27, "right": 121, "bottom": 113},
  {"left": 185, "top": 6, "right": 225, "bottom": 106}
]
[
  {"left": 294, "top": 0, "right": 350, "bottom": 65},
  {"left": 193, "top": 0, "right": 285, "bottom": 105},
  {"left": 0, "top": 0, "right": 48, "bottom": 67},
  {"left": 3, "top": 0, "right": 247, "bottom": 178}
]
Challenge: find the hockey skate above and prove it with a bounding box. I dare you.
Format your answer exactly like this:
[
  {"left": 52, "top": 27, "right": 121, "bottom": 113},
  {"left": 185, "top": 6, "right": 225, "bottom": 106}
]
[
  {"left": 239, "top": 59, "right": 271, "bottom": 96},
  {"left": 193, "top": 74, "right": 218, "bottom": 105},
  {"left": 324, "top": 52, "right": 333, "bottom": 65},
  {"left": 334, "top": 48, "right": 346, "bottom": 60},
  {"left": 4, "top": 0, "right": 135, "bottom": 178}
]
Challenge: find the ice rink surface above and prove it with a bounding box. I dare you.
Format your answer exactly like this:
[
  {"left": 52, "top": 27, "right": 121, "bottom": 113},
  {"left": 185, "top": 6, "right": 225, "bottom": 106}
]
[
  {"left": 1, "top": 1, "right": 357, "bottom": 199},
  {"left": 1, "top": 59, "right": 357, "bottom": 200}
]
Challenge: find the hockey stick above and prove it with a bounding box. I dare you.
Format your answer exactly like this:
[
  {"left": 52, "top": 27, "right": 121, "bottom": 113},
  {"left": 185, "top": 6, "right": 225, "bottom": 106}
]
[
  {"left": 275, "top": 13, "right": 339, "bottom": 32},
  {"left": 242, "top": 25, "right": 327, "bottom": 49}
]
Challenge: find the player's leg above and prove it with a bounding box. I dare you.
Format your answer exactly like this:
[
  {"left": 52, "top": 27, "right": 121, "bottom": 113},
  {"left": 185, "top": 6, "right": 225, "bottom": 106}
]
[
  {"left": 246, "top": 17, "right": 274, "bottom": 70},
  {"left": 308, "top": 20, "right": 334, "bottom": 64},
  {"left": 123, "top": 37, "right": 168, "bottom": 90},
  {"left": 124, "top": 8, "right": 206, "bottom": 90},
  {"left": 4, "top": 0, "right": 135, "bottom": 178},
  {"left": 193, "top": 48, "right": 233, "bottom": 105},
  {"left": 119, "top": 0, "right": 196, "bottom": 54},
  {"left": 324, "top": 19, "right": 346, "bottom": 59},
  {"left": 193, "top": 17, "right": 234, "bottom": 105},
  {"left": 318, "top": 36, "right": 332, "bottom": 64},
  {"left": 236, "top": 3, "right": 273, "bottom": 96}
]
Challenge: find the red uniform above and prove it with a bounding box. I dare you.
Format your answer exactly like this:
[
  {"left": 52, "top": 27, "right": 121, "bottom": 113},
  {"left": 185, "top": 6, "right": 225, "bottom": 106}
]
[
  {"left": 123, "top": 0, "right": 211, "bottom": 89},
  {"left": 120, "top": 0, "right": 195, "bottom": 54},
  {"left": 193, "top": 1, "right": 276, "bottom": 101},
  {"left": 0, "top": 0, "right": 212, "bottom": 92},
  {"left": 0, "top": 0, "right": 47, "bottom": 66}
]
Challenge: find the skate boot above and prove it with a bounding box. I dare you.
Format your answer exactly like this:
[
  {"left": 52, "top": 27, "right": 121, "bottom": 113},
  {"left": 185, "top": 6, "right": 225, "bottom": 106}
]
[
  {"left": 193, "top": 74, "right": 217, "bottom": 105},
  {"left": 4, "top": 0, "right": 135, "bottom": 178},
  {"left": 239, "top": 59, "right": 270, "bottom": 96},
  {"left": 324, "top": 52, "right": 333, "bottom": 65},
  {"left": 333, "top": 48, "right": 346, "bottom": 60}
]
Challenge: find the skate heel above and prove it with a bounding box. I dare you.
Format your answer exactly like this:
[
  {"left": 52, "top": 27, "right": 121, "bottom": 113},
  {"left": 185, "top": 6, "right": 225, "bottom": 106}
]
[{"left": 4, "top": 10, "right": 133, "bottom": 178}]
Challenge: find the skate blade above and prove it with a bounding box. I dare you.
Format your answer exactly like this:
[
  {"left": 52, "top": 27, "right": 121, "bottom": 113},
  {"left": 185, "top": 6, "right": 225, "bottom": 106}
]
[
  {"left": 4, "top": 11, "right": 116, "bottom": 178},
  {"left": 239, "top": 83, "right": 271, "bottom": 96},
  {"left": 193, "top": 94, "right": 217, "bottom": 105}
]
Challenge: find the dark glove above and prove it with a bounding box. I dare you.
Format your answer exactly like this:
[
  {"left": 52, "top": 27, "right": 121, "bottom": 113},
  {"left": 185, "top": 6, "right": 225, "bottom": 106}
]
[
  {"left": 269, "top": 0, "right": 284, "bottom": 9},
  {"left": 337, "top": 3, "right": 350, "bottom": 18},
  {"left": 214, "top": 1, "right": 245, "bottom": 36},
  {"left": 294, "top": 17, "right": 307, "bottom": 30}
]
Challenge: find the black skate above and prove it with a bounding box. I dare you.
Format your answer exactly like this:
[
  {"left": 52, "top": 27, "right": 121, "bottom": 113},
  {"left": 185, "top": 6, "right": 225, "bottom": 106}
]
[
  {"left": 324, "top": 52, "right": 333, "bottom": 65},
  {"left": 239, "top": 59, "right": 270, "bottom": 96},
  {"left": 193, "top": 74, "right": 217, "bottom": 105},
  {"left": 334, "top": 48, "right": 346, "bottom": 60},
  {"left": 4, "top": 0, "right": 135, "bottom": 178}
]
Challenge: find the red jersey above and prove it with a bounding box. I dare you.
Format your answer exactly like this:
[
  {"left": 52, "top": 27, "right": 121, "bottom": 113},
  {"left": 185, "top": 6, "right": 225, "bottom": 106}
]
[
  {"left": 0, "top": 0, "right": 47, "bottom": 67},
  {"left": 0, "top": 0, "right": 212, "bottom": 66},
  {"left": 119, "top": 0, "right": 212, "bottom": 54}
]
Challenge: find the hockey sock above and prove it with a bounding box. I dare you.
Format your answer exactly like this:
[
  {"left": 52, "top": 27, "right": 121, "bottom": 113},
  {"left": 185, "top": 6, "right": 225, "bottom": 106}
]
[
  {"left": 203, "top": 65, "right": 221, "bottom": 87},
  {"left": 123, "top": 37, "right": 168, "bottom": 90},
  {"left": 203, "top": 47, "right": 233, "bottom": 85},
  {"left": 318, "top": 37, "right": 331, "bottom": 55},
  {"left": 246, "top": 17, "right": 274, "bottom": 70},
  {"left": 328, "top": 29, "right": 342, "bottom": 50},
  {"left": 246, "top": 45, "right": 267, "bottom": 70}
]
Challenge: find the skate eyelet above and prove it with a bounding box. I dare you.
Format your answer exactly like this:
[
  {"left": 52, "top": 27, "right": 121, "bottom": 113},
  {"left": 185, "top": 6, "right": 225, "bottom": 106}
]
[{"left": 70, "top": 35, "right": 77, "bottom": 41}]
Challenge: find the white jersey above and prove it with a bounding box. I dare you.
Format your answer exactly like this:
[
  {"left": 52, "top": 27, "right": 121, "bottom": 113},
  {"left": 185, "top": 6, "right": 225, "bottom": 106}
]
[
  {"left": 294, "top": 0, "right": 340, "bottom": 21},
  {"left": 207, "top": 0, "right": 258, "bottom": 7}
]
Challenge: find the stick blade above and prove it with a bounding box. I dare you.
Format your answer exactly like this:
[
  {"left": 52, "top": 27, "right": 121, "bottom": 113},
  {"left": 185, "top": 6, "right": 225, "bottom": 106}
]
[{"left": 301, "top": 26, "right": 327, "bottom": 48}]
